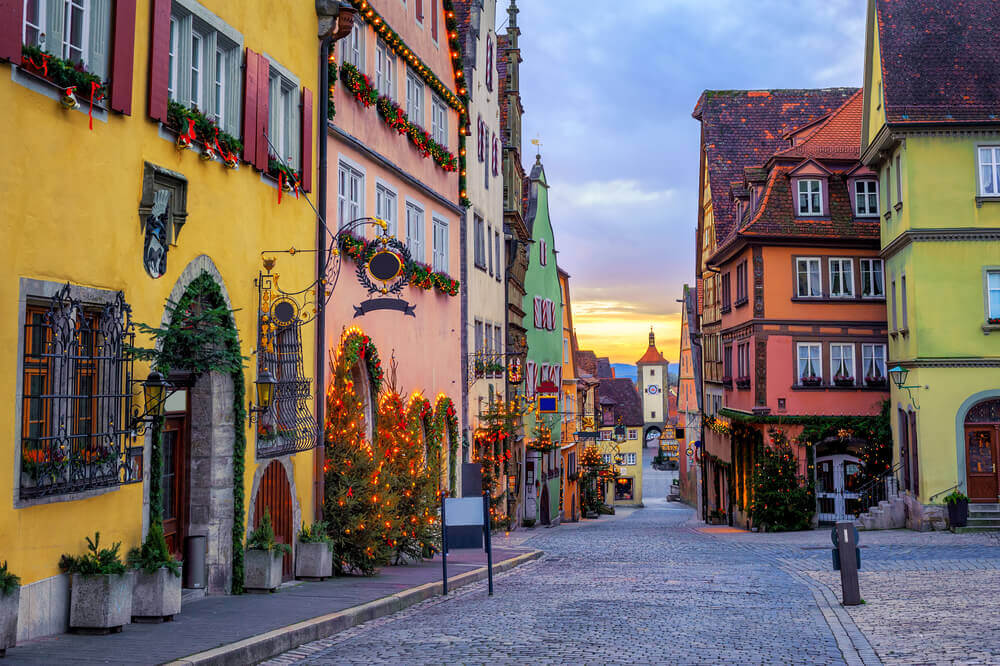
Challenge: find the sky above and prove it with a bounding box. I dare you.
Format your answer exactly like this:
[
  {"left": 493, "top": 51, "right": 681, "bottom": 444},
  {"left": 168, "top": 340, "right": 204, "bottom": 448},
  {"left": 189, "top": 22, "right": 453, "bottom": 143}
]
[{"left": 499, "top": 0, "right": 866, "bottom": 364}]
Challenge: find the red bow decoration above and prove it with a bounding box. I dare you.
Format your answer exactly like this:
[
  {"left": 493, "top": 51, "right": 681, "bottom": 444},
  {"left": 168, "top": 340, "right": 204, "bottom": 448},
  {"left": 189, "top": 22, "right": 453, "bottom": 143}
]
[
  {"left": 177, "top": 118, "right": 196, "bottom": 149},
  {"left": 87, "top": 81, "right": 105, "bottom": 130}
]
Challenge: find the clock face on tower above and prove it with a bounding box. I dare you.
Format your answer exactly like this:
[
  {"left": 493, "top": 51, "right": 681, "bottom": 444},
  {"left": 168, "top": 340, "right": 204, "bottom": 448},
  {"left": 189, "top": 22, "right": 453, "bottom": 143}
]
[{"left": 647, "top": 385, "right": 659, "bottom": 395}]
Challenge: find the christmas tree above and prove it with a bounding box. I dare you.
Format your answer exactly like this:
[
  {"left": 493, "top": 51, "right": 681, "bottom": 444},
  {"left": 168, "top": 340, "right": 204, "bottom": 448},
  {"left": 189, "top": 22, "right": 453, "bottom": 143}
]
[
  {"left": 747, "top": 429, "right": 815, "bottom": 532},
  {"left": 474, "top": 400, "right": 518, "bottom": 530},
  {"left": 323, "top": 356, "right": 391, "bottom": 575}
]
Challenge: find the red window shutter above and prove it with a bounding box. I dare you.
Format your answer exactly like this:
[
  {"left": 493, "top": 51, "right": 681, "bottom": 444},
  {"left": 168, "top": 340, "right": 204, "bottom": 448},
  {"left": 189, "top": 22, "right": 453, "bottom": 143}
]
[
  {"left": 300, "top": 86, "right": 313, "bottom": 192},
  {"left": 415, "top": 0, "right": 423, "bottom": 21},
  {"left": 110, "top": 0, "right": 137, "bottom": 114},
  {"left": 0, "top": 0, "right": 24, "bottom": 63},
  {"left": 431, "top": 0, "right": 438, "bottom": 41},
  {"left": 242, "top": 49, "right": 258, "bottom": 164},
  {"left": 255, "top": 54, "right": 270, "bottom": 171},
  {"left": 147, "top": 0, "right": 171, "bottom": 122}
]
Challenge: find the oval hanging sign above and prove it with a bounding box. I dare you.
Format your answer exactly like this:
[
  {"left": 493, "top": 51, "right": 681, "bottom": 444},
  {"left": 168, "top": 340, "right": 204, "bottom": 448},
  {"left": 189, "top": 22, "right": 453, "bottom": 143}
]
[
  {"left": 271, "top": 298, "right": 299, "bottom": 326},
  {"left": 368, "top": 250, "right": 404, "bottom": 282}
]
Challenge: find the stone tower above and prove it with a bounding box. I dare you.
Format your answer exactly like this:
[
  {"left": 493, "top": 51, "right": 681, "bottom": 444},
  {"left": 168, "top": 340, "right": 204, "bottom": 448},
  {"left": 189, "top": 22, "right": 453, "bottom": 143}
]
[{"left": 636, "top": 327, "right": 669, "bottom": 447}]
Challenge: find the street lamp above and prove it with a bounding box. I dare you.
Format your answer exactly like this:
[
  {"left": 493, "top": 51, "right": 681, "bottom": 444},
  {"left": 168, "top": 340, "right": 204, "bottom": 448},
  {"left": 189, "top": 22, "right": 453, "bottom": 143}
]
[
  {"left": 143, "top": 370, "right": 170, "bottom": 418},
  {"left": 249, "top": 367, "right": 277, "bottom": 422},
  {"left": 889, "top": 365, "right": 922, "bottom": 410}
]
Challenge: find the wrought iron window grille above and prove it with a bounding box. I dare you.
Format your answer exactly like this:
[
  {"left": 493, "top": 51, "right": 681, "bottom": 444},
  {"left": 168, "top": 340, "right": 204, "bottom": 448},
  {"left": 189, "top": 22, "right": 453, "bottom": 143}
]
[
  {"left": 19, "top": 285, "right": 142, "bottom": 500},
  {"left": 255, "top": 319, "right": 318, "bottom": 459}
]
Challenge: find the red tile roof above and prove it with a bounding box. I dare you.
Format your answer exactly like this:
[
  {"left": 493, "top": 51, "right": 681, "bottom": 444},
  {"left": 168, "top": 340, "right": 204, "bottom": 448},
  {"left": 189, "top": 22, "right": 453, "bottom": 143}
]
[
  {"left": 774, "top": 91, "right": 863, "bottom": 160},
  {"left": 693, "top": 88, "right": 858, "bottom": 243},
  {"left": 636, "top": 344, "right": 666, "bottom": 365},
  {"left": 876, "top": 0, "right": 1000, "bottom": 123}
]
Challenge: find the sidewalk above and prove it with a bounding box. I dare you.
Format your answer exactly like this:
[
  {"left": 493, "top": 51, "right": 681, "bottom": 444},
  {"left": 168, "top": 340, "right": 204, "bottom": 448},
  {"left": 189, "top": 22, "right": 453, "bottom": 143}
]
[{"left": 3, "top": 547, "right": 541, "bottom": 665}]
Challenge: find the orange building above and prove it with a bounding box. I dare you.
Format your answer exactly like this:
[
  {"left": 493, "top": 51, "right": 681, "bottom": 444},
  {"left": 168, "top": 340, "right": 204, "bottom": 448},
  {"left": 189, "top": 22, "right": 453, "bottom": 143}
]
[{"left": 694, "top": 89, "right": 890, "bottom": 528}]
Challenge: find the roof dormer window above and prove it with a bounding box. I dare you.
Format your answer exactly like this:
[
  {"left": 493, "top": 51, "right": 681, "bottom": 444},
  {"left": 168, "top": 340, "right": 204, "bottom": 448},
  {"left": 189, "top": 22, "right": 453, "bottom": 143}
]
[{"left": 797, "top": 179, "right": 822, "bottom": 216}]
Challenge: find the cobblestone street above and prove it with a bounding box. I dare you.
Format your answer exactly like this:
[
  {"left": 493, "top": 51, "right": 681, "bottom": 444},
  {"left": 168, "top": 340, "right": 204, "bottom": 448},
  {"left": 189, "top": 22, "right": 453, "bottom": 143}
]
[{"left": 266, "top": 455, "right": 1000, "bottom": 665}]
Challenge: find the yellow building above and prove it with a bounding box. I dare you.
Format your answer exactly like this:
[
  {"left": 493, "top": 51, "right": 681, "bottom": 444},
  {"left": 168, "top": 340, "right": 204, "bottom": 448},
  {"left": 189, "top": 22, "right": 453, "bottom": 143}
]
[
  {"left": 1, "top": 0, "right": 351, "bottom": 640},
  {"left": 596, "top": 379, "right": 644, "bottom": 507}
]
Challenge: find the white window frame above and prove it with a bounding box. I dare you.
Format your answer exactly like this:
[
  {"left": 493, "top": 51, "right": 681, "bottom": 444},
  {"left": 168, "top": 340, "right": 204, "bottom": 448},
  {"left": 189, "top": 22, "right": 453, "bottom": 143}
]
[
  {"left": 189, "top": 28, "right": 204, "bottom": 109},
  {"left": 988, "top": 270, "right": 1000, "bottom": 320},
  {"left": 854, "top": 180, "right": 879, "bottom": 217},
  {"left": 978, "top": 146, "right": 1000, "bottom": 197},
  {"left": 167, "top": 3, "right": 242, "bottom": 136},
  {"left": 796, "top": 258, "right": 822, "bottom": 298},
  {"left": 797, "top": 179, "right": 822, "bottom": 216},
  {"left": 539, "top": 238, "right": 547, "bottom": 266},
  {"left": 62, "top": 0, "right": 89, "bottom": 65},
  {"left": 431, "top": 94, "right": 447, "bottom": 147},
  {"left": 266, "top": 58, "right": 300, "bottom": 169},
  {"left": 375, "top": 180, "right": 398, "bottom": 237},
  {"left": 405, "top": 200, "right": 425, "bottom": 264},
  {"left": 375, "top": 39, "right": 394, "bottom": 99},
  {"left": 338, "top": 160, "right": 364, "bottom": 230},
  {"left": 406, "top": 71, "right": 424, "bottom": 128},
  {"left": 830, "top": 343, "right": 855, "bottom": 383},
  {"left": 861, "top": 343, "right": 887, "bottom": 382},
  {"left": 860, "top": 258, "right": 884, "bottom": 298},
  {"left": 829, "top": 258, "right": 854, "bottom": 298},
  {"left": 473, "top": 215, "right": 486, "bottom": 268},
  {"left": 25, "top": 0, "right": 114, "bottom": 80},
  {"left": 494, "top": 229, "right": 502, "bottom": 282},
  {"left": 342, "top": 18, "right": 364, "bottom": 71},
  {"left": 797, "top": 342, "right": 821, "bottom": 383},
  {"left": 627, "top": 429, "right": 638, "bottom": 441},
  {"left": 23, "top": 0, "right": 45, "bottom": 49},
  {"left": 432, "top": 214, "right": 449, "bottom": 273}
]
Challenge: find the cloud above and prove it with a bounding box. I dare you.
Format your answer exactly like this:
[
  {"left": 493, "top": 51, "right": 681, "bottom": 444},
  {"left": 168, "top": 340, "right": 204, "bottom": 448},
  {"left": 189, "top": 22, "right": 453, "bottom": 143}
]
[
  {"left": 551, "top": 180, "right": 677, "bottom": 210},
  {"left": 573, "top": 308, "right": 681, "bottom": 365}
]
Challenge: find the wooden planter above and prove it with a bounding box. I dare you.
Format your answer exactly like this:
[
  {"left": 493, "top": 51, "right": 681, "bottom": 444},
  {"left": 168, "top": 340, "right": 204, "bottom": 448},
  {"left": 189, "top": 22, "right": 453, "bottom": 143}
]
[
  {"left": 295, "top": 542, "right": 333, "bottom": 581},
  {"left": 244, "top": 549, "right": 283, "bottom": 592},
  {"left": 132, "top": 567, "right": 182, "bottom": 622},
  {"left": 70, "top": 573, "right": 133, "bottom": 633},
  {"left": 0, "top": 588, "right": 18, "bottom": 657}
]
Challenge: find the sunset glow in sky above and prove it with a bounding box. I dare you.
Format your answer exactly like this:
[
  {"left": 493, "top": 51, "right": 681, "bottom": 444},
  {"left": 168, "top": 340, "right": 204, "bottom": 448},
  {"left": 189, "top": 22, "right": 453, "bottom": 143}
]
[{"left": 506, "top": 1, "right": 864, "bottom": 364}]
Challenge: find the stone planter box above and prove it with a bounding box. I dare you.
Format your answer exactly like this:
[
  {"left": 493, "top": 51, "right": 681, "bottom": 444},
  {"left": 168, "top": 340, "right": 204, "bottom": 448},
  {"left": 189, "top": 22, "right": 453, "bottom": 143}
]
[
  {"left": 244, "top": 550, "right": 283, "bottom": 592},
  {"left": 295, "top": 542, "right": 333, "bottom": 581},
  {"left": 947, "top": 499, "right": 969, "bottom": 528},
  {"left": 1, "top": 588, "right": 18, "bottom": 657},
  {"left": 131, "top": 567, "right": 182, "bottom": 622},
  {"left": 70, "top": 573, "right": 133, "bottom": 633}
]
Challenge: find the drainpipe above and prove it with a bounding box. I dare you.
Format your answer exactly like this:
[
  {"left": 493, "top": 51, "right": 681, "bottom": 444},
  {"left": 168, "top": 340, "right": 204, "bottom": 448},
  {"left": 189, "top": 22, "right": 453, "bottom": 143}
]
[{"left": 314, "top": 1, "right": 356, "bottom": 521}]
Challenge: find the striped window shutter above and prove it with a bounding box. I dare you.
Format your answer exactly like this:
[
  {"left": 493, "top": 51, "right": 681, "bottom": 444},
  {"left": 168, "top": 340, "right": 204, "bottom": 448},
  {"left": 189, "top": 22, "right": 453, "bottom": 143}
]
[
  {"left": 300, "top": 87, "right": 313, "bottom": 192},
  {"left": 110, "top": 0, "right": 137, "bottom": 114},
  {"left": 242, "top": 49, "right": 259, "bottom": 163},
  {"left": 525, "top": 360, "right": 536, "bottom": 397},
  {"left": 255, "top": 54, "right": 270, "bottom": 171},
  {"left": 147, "top": 0, "right": 172, "bottom": 123},
  {"left": 533, "top": 296, "right": 542, "bottom": 328},
  {"left": 485, "top": 35, "right": 493, "bottom": 90},
  {"left": 0, "top": 0, "right": 24, "bottom": 62}
]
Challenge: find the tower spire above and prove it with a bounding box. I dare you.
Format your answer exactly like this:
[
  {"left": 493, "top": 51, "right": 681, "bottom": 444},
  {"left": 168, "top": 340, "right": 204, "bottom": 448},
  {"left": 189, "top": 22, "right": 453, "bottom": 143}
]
[{"left": 649, "top": 326, "right": 655, "bottom": 348}]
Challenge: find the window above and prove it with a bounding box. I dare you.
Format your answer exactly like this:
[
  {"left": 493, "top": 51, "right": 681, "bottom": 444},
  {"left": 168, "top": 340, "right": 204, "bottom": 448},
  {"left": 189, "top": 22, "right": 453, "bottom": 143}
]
[
  {"left": 167, "top": 6, "right": 241, "bottom": 135},
  {"left": 268, "top": 67, "right": 299, "bottom": 166},
  {"left": 855, "top": 180, "right": 879, "bottom": 216},
  {"left": 338, "top": 162, "right": 363, "bottom": 229},
  {"left": 473, "top": 215, "right": 486, "bottom": 268},
  {"left": 432, "top": 215, "right": 448, "bottom": 272},
  {"left": 494, "top": 230, "right": 501, "bottom": 281},
  {"left": 651, "top": 411, "right": 656, "bottom": 419},
  {"left": 487, "top": 223, "right": 493, "bottom": 276},
  {"left": 375, "top": 183, "right": 397, "bottom": 237},
  {"left": 979, "top": 147, "right": 1000, "bottom": 197},
  {"left": 24, "top": 0, "right": 113, "bottom": 78},
  {"left": 721, "top": 273, "right": 731, "bottom": 312},
  {"left": 736, "top": 261, "right": 748, "bottom": 304},
  {"left": 890, "top": 275, "right": 898, "bottom": 331},
  {"left": 19, "top": 286, "right": 139, "bottom": 500},
  {"left": 343, "top": 18, "right": 364, "bottom": 70},
  {"left": 796, "top": 258, "right": 821, "bottom": 297},
  {"left": 829, "top": 259, "right": 854, "bottom": 298},
  {"left": 375, "top": 40, "right": 394, "bottom": 98},
  {"left": 622, "top": 452, "right": 637, "bottom": 465},
  {"left": 431, "top": 95, "right": 447, "bottom": 146},
  {"left": 885, "top": 163, "right": 892, "bottom": 211},
  {"left": 563, "top": 338, "right": 569, "bottom": 363},
  {"left": 737, "top": 342, "right": 749, "bottom": 380},
  {"left": 797, "top": 179, "right": 822, "bottom": 215},
  {"left": 860, "top": 259, "right": 884, "bottom": 298},
  {"left": 830, "top": 343, "right": 855, "bottom": 383},
  {"left": 474, "top": 319, "right": 483, "bottom": 355},
  {"left": 494, "top": 327, "right": 502, "bottom": 361},
  {"left": 406, "top": 71, "right": 424, "bottom": 127},
  {"left": 599, "top": 432, "right": 611, "bottom": 442},
  {"left": 894, "top": 155, "right": 902, "bottom": 205},
  {"left": 23, "top": 0, "right": 44, "bottom": 48},
  {"left": 862, "top": 344, "right": 887, "bottom": 382},
  {"left": 539, "top": 238, "right": 547, "bottom": 266},
  {"left": 628, "top": 429, "right": 638, "bottom": 441},
  {"left": 797, "top": 342, "right": 821, "bottom": 382},
  {"left": 900, "top": 274, "right": 908, "bottom": 330},
  {"left": 723, "top": 344, "right": 732, "bottom": 379},
  {"left": 989, "top": 271, "right": 1000, "bottom": 320},
  {"left": 406, "top": 201, "right": 425, "bottom": 262}
]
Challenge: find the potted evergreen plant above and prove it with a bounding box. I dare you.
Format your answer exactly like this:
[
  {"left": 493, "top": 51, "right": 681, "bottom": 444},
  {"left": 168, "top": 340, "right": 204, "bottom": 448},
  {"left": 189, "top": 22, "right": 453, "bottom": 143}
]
[
  {"left": 0, "top": 561, "right": 19, "bottom": 657},
  {"left": 60, "top": 533, "right": 133, "bottom": 633},
  {"left": 127, "top": 521, "right": 182, "bottom": 622},
  {"left": 943, "top": 490, "right": 969, "bottom": 528},
  {"left": 295, "top": 522, "right": 334, "bottom": 580},
  {"left": 244, "top": 508, "right": 290, "bottom": 592}
]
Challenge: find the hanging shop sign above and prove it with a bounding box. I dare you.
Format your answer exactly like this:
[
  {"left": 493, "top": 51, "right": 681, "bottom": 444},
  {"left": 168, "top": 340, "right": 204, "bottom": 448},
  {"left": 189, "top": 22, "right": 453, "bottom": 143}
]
[
  {"left": 537, "top": 394, "right": 558, "bottom": 413},
  {"left": 353, "top": 235, "right": 416, "bottom": 317}
]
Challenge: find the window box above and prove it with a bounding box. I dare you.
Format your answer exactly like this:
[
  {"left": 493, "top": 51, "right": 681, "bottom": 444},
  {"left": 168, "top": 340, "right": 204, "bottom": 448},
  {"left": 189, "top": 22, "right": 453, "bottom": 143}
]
[
  {"left": 864, "top": 376, "right": 887, "bottom": 388},
  {"left": 20, "top": 44, "right": 108, "bottom": 106},
  {"left": 165, "top": 100, "right": 242, "bottom": 166},
  {"left": 800, "top": 376, "right": 822, "bottom": 387},
  {"left": 833, "top": 375, "right": 855, "bottom": 387},
  {"left": 735, "top": 377, "right": 751, "bottom": 390},
  {"left": 721, "top": 376, "right": 733, "bottom": 389},
  {"left": 734, "top": 296, "right": 748, "bottom": 308}
]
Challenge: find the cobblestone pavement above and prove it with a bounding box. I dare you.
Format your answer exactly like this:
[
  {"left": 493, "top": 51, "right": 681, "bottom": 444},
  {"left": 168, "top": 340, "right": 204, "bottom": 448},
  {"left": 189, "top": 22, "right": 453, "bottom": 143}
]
[{"left": 267, "top": 456, "right": 1000, "bottom": 665}]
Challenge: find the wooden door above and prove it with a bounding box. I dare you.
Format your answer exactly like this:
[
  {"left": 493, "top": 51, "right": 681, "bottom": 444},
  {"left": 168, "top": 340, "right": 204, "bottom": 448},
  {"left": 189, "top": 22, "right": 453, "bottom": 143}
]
[
  {"left": 966, "top": 426, "right": 999, "bottom": 503},
  {"left": 254, "top": 461, "right": 294, "bottom": 579},
  {"left": 161, "top": 415, "right": 188, "bottom": 557}
]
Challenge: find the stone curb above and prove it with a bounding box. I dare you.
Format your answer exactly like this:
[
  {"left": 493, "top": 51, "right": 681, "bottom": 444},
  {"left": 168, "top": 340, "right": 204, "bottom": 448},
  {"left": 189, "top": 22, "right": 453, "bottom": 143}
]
[{"left": 165, "top": 550, "right": 543, "bottom": 666}]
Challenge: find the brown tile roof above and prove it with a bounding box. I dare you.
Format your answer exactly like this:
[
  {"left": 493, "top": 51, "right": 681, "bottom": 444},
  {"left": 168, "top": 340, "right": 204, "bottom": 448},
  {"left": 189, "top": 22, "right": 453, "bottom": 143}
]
[
  {"left": 774, "top": 91, "right": 863, "bottom": 160},
  {"left": 575, "top": 350, "right": 598, "bottom": 377},
  {"left": 876, "top": 0, "right": 1000, "bottom": 123},
  {"left": 595, "top": 357, "right": 614, "bottom": 379},
  {"left": 692, "top": 88, "right": 858, "bottom": 242},
  {"left": 597, "top": 378, "right": 643, "bottom": 427}
]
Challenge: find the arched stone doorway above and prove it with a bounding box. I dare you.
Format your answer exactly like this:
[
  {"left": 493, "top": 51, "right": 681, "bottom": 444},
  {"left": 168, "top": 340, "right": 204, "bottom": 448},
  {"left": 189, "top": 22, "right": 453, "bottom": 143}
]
[
  {"left": 252, "top": 460, "right": 295, "bottom": 579},
  {"left": 539, "top": 483, "right": 550, "bottom": 525},
  {"left": 963, "top": 398, "right": 1000, "bottom": 503},
  {"left": 644, "top": 426, "right": 662, "bottom": 449}
]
